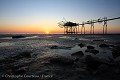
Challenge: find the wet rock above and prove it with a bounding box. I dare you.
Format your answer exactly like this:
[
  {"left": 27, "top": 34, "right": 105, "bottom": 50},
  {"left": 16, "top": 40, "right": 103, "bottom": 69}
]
[
  {"left": 75, "top": 38, "right": 79, "bottom": 40},
  {"left": 32, "top": 53, "right": 38, "bottom": 57},
  {"left": 108, "top": 56, "right": 115, "bottom": 63},
  {"left": 12, "top": 35, "right": 26, "bottom": 38},
  {"left": 12, "top": 51, "right": 32, "bottom": 60},
  {"left": 74, "top": 58, "right": 79, "bottom": 62},
  {"left": 12, "top": 62, "right": 30, "bottom": 70},
  {"left": 99, "top": 44, "right": 109, "bottom": 48},
  {"left": 50, "top": 45, "right": 58, "bottom": 49},
  {"left": 91, "top": 49, "right": 99, "bottom": 55},
  {"left": 109, "top": 45, "right": 115, "bottom": 48},
  {"left": 71, "top": 51, "right": 84, "bottom": 57},
  {"left": 115, "top": 56, "right": 120, "bottom": 63},
  {"left": 78, "top": 43, "right": 85, "bottom": 48},
  {"left": 85, "top": 49, "right": 99, "bottom": 55},
  {"left": 50, "top": 45, "right": 71, "bottom": 50},
  {"left": 49, "top": 56, "right": 74, "bottom": 65},
  {"left": 0, "top": 58, "right": 15, "bottom": 64},
  {"left": 112, "top": 45, "right": 120, "bottom": 58},
  {"left": 94, "top": 64, "right": 110, "bottom": 75},
  {"left": 87, "top": 46, "right": 95, "bottom": 49},
  {"left": 19, "top": 51, "right": 32, "bottom": 58},
  {"left": 85, "top": 55, "right": 103, "bottom": 70},
  {"left": 59, "top": 46, "right": 72, "bottom": 50},
  {"left": 85, "top": 55, "right": 115, "bottom": 71},
  {"left": 15, "top": 68, "right": 26, "bottom": 75},
  {"left": 94, "top": 64, "right": 120, "bottom": 80},
  {"left": 85, "top": 49, "right": 89, "bottom": 52}
]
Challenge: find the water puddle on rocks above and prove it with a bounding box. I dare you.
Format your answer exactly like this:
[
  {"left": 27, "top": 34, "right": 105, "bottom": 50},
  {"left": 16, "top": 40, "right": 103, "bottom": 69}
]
[{"left": 43, "top": 44, "right": 113, "bottom": 61}]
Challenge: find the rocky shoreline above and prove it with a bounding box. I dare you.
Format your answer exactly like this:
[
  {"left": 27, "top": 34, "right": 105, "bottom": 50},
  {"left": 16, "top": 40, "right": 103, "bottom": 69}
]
[{"left": 0, "top": 42, "right": 120, "bottom": 80}]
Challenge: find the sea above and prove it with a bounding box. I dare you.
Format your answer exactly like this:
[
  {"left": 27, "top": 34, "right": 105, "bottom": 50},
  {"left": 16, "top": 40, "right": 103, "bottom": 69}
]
[{"left": 0, "top": 34, "right": 120, "bottom": 60}]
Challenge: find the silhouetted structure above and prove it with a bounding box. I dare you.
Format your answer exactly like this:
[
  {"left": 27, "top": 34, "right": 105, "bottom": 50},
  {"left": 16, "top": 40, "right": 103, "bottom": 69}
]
[
  {"left": 58, "top": 18, "right": 79, "bottom": 34},
  {"left": 81, "top": 22, "right": 85, "bottom": 34},
  {"left": 58, "top": 17, "right": 120, "bottom": 34}
]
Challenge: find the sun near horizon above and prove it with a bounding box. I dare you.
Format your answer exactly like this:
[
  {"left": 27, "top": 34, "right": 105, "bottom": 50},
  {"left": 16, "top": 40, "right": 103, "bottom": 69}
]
[
  {"left": 45, "top": 31, "right": 49, "bottom": 34},
  {"left": 0, "top": 0, "right": 120, "bottom": 34}
]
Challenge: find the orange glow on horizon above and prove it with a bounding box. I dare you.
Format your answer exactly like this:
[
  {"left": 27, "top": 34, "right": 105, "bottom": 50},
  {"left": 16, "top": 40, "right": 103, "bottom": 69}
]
[
  {"left": 45, "top": 31, "right": 49, "bottom": 34},
  {"left": 0, "top": 24, "right": 120, "bottom": 34},
  {"left": 0, "top": 24, "right": 64, "bottom": 33}
]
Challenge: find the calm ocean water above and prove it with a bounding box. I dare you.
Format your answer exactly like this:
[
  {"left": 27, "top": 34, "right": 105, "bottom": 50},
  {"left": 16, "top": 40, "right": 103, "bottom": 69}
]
[{"left": 0, "top": 34, "right": 120, "bottom": 42}]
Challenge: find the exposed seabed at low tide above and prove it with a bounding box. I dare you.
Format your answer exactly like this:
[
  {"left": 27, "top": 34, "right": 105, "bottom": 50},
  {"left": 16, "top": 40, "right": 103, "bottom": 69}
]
[{"left": 0, "top": 34, "right": 120, "bottom": 80}]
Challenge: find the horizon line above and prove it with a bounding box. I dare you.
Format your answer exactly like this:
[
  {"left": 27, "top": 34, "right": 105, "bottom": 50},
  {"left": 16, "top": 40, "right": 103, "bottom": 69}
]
[{"left": 0, "top": 32, "right": 120, "bottom": 35}]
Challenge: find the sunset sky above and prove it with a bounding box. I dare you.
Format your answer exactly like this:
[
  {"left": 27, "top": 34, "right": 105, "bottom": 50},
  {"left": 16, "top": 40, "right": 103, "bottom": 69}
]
[{"left": 0, "top": 0, "right": 120, "bottom": 34}]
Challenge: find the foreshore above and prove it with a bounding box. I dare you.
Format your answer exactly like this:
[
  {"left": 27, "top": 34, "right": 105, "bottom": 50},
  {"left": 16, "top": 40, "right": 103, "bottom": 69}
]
[{"left": 0, "top": 34, "right": 120, "bottom": 80}]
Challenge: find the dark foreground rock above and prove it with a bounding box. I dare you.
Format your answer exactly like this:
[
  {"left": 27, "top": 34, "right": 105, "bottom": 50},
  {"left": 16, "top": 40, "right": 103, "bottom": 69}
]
[
  {"left": 85, "top": 55, "right": 103, "bottom": 70},
  {"left": 1, "top": 54, "right": 120, "bottom": 80},
  {"left": 50, "top": 45, "right": 72, "bottom": 50},
  {"left": 15, "top": 68, "right": 26, "bottom": 75},
  {"left": 109, "top": 44, "right": 115, "bottom": 48},
  {"left": 87, "top": 46, "right": 95, "bottom": 49},
  {"left": 12, "top": 51, "right": 32, "bottom": 60},
  {"left": 78, "top": 43, "right": 85, "bottom": 48},
  {"left": 74, "top": 37, "right": 79, "bottom": 40},
  {"left": 71, "top": 51, "right": 84, "bottom": 57},
  {"left": 49, "top": 56, "right": 74, "bottom": 66},
  {"left": 115, "top": 56, "right": 120, "bottom": 64},
  {"left": 94, "top": 64, "right": 120, "bottom": 80},
  {"left": 99, "top": 44, "right": 109, "bottom": 48},
  {"left": 85, "top": 49, "right": 99, "bottom": 55},
  {"left": 50, "top": 45, "right": 58, "bottom": 49},
  {"left": 85, "top": 55, "right": 115, "bottom": 71},
  {"left": 0, "top": 58, "right": 16, "bottom": 64},
  {"left": 112, "top": 45, "right": 120, "bottom": 58}
]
